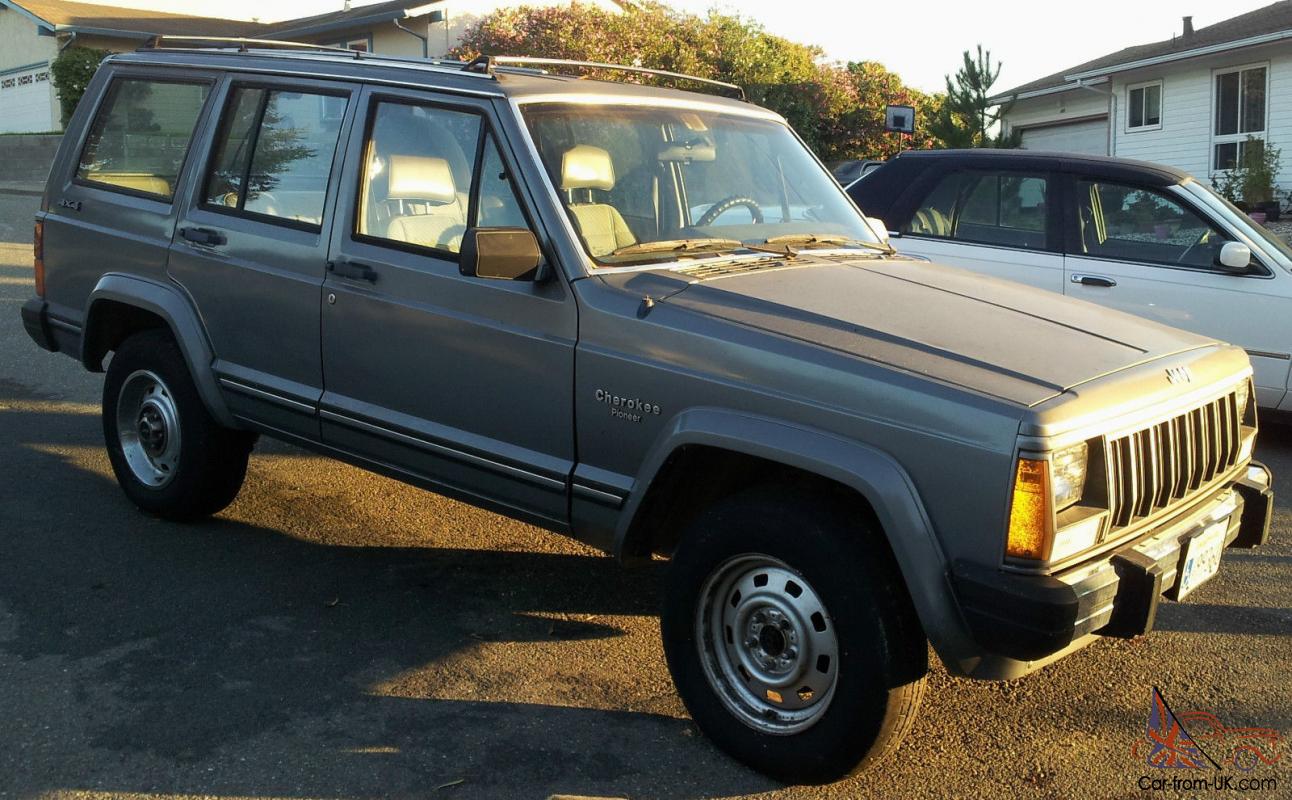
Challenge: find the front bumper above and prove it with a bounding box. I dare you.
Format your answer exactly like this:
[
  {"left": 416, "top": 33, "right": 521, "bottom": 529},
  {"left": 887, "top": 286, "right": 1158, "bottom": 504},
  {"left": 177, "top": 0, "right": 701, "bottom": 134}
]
[{"left": 952, "top": 461, "right": 1274, "bottom": 667}]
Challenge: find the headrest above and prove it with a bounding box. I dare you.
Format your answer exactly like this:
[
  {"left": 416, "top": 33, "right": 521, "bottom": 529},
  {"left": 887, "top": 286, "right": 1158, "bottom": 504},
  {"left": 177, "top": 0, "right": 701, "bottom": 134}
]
[
  {"left": 386, "top": 155, "right": 456, "bottom": 204},
  {"left": 561, "top": 145, "right": 615, "bottom": 191}
]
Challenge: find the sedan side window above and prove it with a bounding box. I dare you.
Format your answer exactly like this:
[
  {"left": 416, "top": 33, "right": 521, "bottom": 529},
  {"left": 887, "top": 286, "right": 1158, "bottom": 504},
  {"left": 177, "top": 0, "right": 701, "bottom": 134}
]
[
  {"left": 903, "top": 170, "right": 1049, "bottom": 249},
  {"left": 1077, "top": 180, "right": 1232, "bottom": 270}
]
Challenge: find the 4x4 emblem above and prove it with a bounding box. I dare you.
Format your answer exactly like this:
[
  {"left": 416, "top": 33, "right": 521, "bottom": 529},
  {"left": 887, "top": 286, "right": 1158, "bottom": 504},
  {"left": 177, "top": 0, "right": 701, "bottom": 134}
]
[{"left": 1166, "top": 366, "right": 1194, "bottom": 385}]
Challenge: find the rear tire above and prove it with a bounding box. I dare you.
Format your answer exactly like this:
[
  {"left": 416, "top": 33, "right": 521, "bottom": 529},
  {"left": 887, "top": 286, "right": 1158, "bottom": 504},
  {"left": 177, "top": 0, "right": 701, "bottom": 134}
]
[
  {"left": 661, "top": 489, "right": 927, "bottom": 784},
  {"left": 103, "top": 329, "right": 255, "bottom": 520}
]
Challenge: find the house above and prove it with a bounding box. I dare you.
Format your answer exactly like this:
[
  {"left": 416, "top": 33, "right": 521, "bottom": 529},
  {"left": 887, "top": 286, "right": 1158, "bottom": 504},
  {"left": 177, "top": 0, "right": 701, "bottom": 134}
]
[
  {"left": 0, "top": 0, "right": 629, "bottom": 134},
  {"left": 992, "top": 1, "right": 1292, "bottom": 191}
]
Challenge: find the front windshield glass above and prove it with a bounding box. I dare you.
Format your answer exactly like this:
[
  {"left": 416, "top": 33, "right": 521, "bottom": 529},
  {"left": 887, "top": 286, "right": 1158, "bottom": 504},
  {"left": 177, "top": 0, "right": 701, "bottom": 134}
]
[
  {"left": 1194, "top": 180, "right": 1292, "bottom": 264},
  {"left": 521, "top": 104, "right": 880, "bottom": 266}
]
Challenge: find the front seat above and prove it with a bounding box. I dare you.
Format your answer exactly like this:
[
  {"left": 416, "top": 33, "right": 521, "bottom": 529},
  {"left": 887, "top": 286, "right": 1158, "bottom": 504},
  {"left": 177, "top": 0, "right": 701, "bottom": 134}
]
[
  {"left": 385, "top": 155, "right": 467, "bottom": 252},
  {"left": 560, "top": 145, "right": 636, "bottom": 257}
]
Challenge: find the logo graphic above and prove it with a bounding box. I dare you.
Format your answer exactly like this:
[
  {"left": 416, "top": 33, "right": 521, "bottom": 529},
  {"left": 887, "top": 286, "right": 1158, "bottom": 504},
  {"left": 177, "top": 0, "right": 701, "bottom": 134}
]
[
  {"left": 1166, "top": 366, "right": 1194, "bottom": 385},
  {"left": 1132, "top": 687, "right": 1282, "bottom": 771}
]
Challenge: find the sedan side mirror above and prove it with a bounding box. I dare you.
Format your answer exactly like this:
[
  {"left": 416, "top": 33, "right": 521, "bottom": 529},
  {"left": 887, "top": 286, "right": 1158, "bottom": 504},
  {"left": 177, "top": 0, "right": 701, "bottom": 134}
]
[
  {"left": 864, "top": 216, "right": 891, "bottom": 245},
  {"left": 1217, "top": 241, "right": 1253, "bottom": 272},
  {"left": 460, "top": 227, "right": 545, "bottom": 281}
]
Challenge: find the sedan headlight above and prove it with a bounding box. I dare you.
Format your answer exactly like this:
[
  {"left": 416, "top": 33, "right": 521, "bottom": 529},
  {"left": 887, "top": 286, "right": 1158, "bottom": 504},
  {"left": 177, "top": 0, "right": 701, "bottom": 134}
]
[{"left": 1050, "top": 442, "right": 1088, "bottom": 511}]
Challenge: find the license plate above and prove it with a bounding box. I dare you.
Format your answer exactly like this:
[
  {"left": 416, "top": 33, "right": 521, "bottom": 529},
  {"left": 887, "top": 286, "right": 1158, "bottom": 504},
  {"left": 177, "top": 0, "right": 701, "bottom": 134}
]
[{"left": 1177, "top": 521, "right": 1227, "bottom": 600}]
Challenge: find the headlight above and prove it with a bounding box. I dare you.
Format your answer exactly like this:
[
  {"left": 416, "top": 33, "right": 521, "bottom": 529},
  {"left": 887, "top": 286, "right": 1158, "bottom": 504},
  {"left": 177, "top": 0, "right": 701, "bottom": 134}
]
[
  {"left": 1235, "top": 380, "right": 1250, "bottom": 422},
  {"left": 1051, "top": 442, "right": 1089, "bottom": 511}
]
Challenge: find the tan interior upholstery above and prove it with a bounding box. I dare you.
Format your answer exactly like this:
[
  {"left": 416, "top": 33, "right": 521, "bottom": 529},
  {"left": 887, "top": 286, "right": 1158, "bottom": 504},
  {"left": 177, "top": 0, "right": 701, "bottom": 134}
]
[
  {"left": 86, "top": 172, "right": 171, "bottom": 198},
  {"left": 910, "top": 207, "right": 952, "bottom": 237},
  {"left": 560, "top": 145, "right": 636, "bottom": 257},
  {"left": 384, "top": 155, "right": 467, "bottom": 252}
]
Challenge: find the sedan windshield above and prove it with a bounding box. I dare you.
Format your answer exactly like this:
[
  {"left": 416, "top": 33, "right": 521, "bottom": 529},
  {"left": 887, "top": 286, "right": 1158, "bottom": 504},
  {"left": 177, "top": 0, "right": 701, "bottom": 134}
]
[{"left": 521, "top": 104, "right": 881, "bottom": 266}]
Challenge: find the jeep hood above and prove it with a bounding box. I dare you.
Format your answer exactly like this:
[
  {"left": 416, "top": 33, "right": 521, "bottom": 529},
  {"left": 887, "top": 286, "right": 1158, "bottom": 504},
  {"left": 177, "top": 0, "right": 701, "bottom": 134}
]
[{"left": 601, "top": 256, "right": 1218, "bottom": 407}]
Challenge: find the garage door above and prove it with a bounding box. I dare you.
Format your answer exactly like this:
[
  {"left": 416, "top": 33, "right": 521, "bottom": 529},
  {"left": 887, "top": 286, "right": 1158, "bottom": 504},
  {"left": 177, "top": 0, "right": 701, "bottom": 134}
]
[
  {"left": 1020, "top": 118, "right": 1108, "bottom": 155},
  {"left": 0, "top": 64, "right": 56, "bottom": 134}
]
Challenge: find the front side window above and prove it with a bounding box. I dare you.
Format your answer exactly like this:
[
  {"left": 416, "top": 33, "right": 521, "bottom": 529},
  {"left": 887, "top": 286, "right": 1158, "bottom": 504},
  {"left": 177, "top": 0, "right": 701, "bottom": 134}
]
[
  {"left": 202, "top": 86, "right": 347, "bottom": 229},
  {"left": 1213, "top": 66, "right": 1266, "bottom": 170},
  {"left": 76, "top": 78, "right": 210, "bottom": 201},
  {"left": 903, "top": 170, "right": 1049, "bottom": 249},
  {"left": 1076, "top": 180, "right": 1231, "bottom": 269},
  {"left": 521, "top": 104, "right": 878, "bottom": 265},
  {"left": 1127, "top": 82, "right": 1162, "bottom": 130}
]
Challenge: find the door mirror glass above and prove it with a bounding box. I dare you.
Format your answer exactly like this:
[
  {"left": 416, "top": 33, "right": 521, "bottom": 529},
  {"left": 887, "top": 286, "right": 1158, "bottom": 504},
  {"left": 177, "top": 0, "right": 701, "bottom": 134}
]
[
  {"left": 864, "top": 216, "right": 890, "bottom": 244},
  {"left": 460, "top": 227, "right": 544, "bottom": 281},
  {"left": 1218, "top": 241, "right": 1253, "bottom": 271}
]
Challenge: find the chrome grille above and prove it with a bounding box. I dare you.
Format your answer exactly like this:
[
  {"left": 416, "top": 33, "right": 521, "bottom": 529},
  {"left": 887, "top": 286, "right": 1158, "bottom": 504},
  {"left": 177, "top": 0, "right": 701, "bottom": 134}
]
[{"left": 1105, "top": 391, "right": 1242, "bottom": 530}]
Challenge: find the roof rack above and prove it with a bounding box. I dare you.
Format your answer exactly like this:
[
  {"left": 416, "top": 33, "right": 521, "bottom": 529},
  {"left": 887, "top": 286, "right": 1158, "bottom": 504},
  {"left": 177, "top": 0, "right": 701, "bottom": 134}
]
[
  {"left": 464, "top": 55, "right": 747, "bottom": 101},
  {"left": 143, "top": 35, "right": 360, "bottom": 56}
]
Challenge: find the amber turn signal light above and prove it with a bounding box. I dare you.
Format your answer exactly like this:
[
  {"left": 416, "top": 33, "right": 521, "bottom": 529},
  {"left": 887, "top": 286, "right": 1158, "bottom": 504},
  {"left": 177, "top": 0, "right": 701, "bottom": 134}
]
[
  {"left": 33, "top": 220, "right": 45, "bottom": 298},
  {"left": 1006, "top": 457, "right": 1053, "bottom": 560}
]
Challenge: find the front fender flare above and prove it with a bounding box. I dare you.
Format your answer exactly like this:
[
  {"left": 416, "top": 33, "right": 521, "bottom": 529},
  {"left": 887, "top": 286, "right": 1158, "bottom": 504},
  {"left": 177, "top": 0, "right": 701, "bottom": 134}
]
[
  {"left": 83, "top": 273, "right": 237, "bottom": 428},
  {"left": 616, "top": 407, "right": 980, "bottom": 671}
]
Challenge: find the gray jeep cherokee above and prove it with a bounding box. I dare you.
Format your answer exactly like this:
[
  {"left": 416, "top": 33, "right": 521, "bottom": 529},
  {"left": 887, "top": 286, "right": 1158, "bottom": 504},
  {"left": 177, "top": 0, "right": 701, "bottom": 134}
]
[{"left": 21, "top": 40, "right": 1275, "bottom": 784}]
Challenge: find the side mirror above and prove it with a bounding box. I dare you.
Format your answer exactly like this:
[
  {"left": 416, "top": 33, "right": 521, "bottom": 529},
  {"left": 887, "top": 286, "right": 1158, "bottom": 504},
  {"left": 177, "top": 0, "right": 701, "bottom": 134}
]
[
  {"left": 460, "top": 227, "right": 545, "bottom": 281},
  {"left": 1217, "top": 241, "right": 1252, "bottom": 272},
  {"left": 864, "top": 216, "right": 891, "bottom": 245}
]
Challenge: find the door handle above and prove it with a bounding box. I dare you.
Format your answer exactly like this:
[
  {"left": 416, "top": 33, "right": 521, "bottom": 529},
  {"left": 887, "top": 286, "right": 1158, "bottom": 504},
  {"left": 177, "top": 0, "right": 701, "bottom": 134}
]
[
  {"left": 328, "top": 259, "right": 379, "bottom": 283},
  {"left": 179, "top": 226, "right": 227, "bottom": 247},
  {"left": 1070, "top": 273, "right": 1117, "bottom": 288}
]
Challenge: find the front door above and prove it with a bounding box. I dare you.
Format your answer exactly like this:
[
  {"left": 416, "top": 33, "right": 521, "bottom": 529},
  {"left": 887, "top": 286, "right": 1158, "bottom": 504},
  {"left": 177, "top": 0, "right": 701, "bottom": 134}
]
[
  {"left": 1063, "top": 176, "right": 1291, "bottom": 408},
  {"left": 893, "top": 168, "right": 1064, "bottom": 293},
  {"left": 168, "top": 76, "right": 357, "bottom": 439},
  {"left": 320, "top": 87, "right": 577, "bottom": 527}
]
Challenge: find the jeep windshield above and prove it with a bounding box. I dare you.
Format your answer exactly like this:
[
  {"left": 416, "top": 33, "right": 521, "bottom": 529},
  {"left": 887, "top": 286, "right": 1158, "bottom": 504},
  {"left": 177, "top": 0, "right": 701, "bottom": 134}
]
[{"left": 521, "top": 104, "right": 882, "bottom": 267}]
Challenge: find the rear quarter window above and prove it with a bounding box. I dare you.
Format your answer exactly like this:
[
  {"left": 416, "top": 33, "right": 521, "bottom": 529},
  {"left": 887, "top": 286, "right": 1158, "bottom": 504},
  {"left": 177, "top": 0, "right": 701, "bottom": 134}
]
[{"left": 76, "top": 77, "right": 210, "bottom": 201}]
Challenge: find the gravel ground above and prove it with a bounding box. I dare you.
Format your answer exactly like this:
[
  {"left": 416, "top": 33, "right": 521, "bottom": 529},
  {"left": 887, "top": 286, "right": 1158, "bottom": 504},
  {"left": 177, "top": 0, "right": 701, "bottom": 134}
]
[{"left": 1, "top": 192, "right": 1289, "bottom": 800}]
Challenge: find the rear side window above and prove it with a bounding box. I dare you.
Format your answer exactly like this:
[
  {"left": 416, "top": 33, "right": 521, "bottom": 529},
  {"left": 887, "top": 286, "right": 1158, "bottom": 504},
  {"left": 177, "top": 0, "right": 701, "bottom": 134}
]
[
  {"left": 76, "top": 78, "right": 210, "bottom": 201},
  {"left": 903, "top": 170, "right": 1050, "bottom": 250},
  {"left": 202, "top": 86, "right": 348, "bottom": 229}
]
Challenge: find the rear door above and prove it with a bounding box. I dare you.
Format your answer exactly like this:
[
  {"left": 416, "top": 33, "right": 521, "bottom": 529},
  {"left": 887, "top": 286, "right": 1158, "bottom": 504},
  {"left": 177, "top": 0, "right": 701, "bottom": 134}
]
[
  {"left": 167, "top": 76, "right": 358, "bottom": 439},
  {"left": 1062, "top": 175, "right": 1291, "bottom": 408},
  {"left": 891, "top": 167, "right": 1065, "bottom": 293},
  {"left": 319, "top": 86, "right": 577, "bottom": 527}
]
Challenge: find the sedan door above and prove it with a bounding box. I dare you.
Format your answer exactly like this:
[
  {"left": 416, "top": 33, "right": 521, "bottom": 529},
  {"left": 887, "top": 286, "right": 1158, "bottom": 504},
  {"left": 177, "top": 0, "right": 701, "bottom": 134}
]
[
  {"left": 890, "top": 168, "right": 1065, "bottom": 293},
  {"left": 319, "top": 87, "right": 577, "bottom": 528},
  {"left": 1063, "top": 176, "right": 1291, "bottom": 408}
]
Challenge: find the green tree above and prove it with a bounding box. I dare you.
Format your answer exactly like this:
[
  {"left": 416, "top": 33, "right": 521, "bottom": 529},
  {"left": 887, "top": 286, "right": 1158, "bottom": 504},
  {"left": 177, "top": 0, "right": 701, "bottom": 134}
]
[
  {"left": 929, "top": 45, "right": 1017, "bottom": 148},
  {"left": 50, "top": 46, "right": 112, "bottom": 126},
  {"left": 451, "top": 3, "right": 936, "bottom": 160}
]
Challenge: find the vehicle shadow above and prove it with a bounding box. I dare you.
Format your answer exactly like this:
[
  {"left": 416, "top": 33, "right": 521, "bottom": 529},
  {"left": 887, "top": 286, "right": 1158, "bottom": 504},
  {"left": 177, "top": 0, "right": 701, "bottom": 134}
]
[{"left": 0, "top": 404, "right": 781, "bottom": 799}]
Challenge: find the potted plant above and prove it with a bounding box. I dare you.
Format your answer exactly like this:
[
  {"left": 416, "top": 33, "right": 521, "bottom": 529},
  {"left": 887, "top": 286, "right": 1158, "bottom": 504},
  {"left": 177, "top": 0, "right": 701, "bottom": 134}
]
[{"left": 1238, "top": 136, "right": 1282, "bottom": 222}]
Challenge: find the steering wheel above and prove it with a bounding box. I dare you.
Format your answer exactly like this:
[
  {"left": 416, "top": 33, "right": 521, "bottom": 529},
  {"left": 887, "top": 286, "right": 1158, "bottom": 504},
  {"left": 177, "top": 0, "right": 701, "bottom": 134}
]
[
  {"left": 697, "top": 195, "right": 764, "bottom": 226},
  {"left": 1177, "top": 228, "right": 1216, "bottom": 266}
]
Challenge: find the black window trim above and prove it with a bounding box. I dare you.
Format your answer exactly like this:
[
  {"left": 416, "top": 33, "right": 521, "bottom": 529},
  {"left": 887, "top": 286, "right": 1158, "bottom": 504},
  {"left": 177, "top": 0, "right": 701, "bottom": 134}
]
[
  {"left": 348, "top": 91, "right": 541, "bottom": 267},
  {"left": 1062, "top": 174, "right": 1274, "bottom": 279},
  {"left": 72, "top": 73, "right": 215, "bottom": 205},
  {"left": 198, "top": 78, "right": 353, "bottom": 235},
  {"left": 898, "top": 167, "right": 1064, "bottom": 255}
]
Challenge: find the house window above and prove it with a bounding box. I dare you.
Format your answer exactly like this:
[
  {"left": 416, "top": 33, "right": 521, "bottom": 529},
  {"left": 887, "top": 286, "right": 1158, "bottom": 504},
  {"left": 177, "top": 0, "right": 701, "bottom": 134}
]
[
  {"left": 1213, "top": 65, "right": 1266, "bottom": 170},
  {"left": 338, "top": 38, "right": 369, "bottom": 52},
  {"left": 1127, "top": 81, "right": 1162, "bottom": 130}
]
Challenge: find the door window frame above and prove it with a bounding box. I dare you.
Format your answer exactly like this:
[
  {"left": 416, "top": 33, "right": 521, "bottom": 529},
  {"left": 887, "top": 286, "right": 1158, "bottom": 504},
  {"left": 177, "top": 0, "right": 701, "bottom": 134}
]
[
  {"left": 196, "top": 77, "right": 356, "bottom": 234},
  {"left": 1060, "top": 173, "right": 1273, "bottom": 278},
  {"left": 346, "top": 87, "right": 549, "bottom": 271},
  {"left": 897, "top": 166, "right": 1064, "bottom": 254}
]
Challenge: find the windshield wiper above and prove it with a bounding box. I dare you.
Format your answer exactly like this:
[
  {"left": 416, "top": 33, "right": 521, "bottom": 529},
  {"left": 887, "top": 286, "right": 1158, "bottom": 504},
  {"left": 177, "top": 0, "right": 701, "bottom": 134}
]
[
  {"left": 760, "top": 234, "right": 894, "bottom": 255},
  {"left": 611, "top": 238, "right": 745, "bottom": 257}
]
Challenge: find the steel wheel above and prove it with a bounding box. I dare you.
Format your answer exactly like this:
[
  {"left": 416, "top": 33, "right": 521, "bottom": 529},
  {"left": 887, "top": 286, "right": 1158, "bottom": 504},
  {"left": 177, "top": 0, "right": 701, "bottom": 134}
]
[
  {"left": 696, "top": 554, "right": 840, "bottom": 735},
  {"left": 114, "top": 369, "right": 182, "bottom": 488}
]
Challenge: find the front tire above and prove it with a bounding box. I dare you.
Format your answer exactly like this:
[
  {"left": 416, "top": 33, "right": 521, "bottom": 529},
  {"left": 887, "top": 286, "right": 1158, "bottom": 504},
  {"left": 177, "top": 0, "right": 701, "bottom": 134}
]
[
  {"left": 661, "top": 489, "right": 927, "bottom": 784},
  {"left": 103, "top": 329, "right": 255, "bottom": 520}
]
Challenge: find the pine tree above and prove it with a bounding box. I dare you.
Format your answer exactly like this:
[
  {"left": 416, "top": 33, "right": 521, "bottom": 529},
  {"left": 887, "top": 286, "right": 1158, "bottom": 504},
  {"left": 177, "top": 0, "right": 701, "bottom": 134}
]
[{"left": 929, "top": 45, "right": 1018, "bottom": 148}]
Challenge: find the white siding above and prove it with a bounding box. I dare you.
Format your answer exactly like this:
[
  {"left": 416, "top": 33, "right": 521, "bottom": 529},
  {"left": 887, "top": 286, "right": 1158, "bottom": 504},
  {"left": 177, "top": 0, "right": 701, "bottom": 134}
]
[{"left": 1109, "top": 42, "right": 1292, "bottom": 189}]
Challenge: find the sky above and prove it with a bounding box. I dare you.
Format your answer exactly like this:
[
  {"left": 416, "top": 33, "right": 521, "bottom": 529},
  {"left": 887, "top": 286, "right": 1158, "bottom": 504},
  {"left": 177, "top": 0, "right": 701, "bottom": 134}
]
[{"left": 101, "top": 0, "right": 1279, "bottom": 94}]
